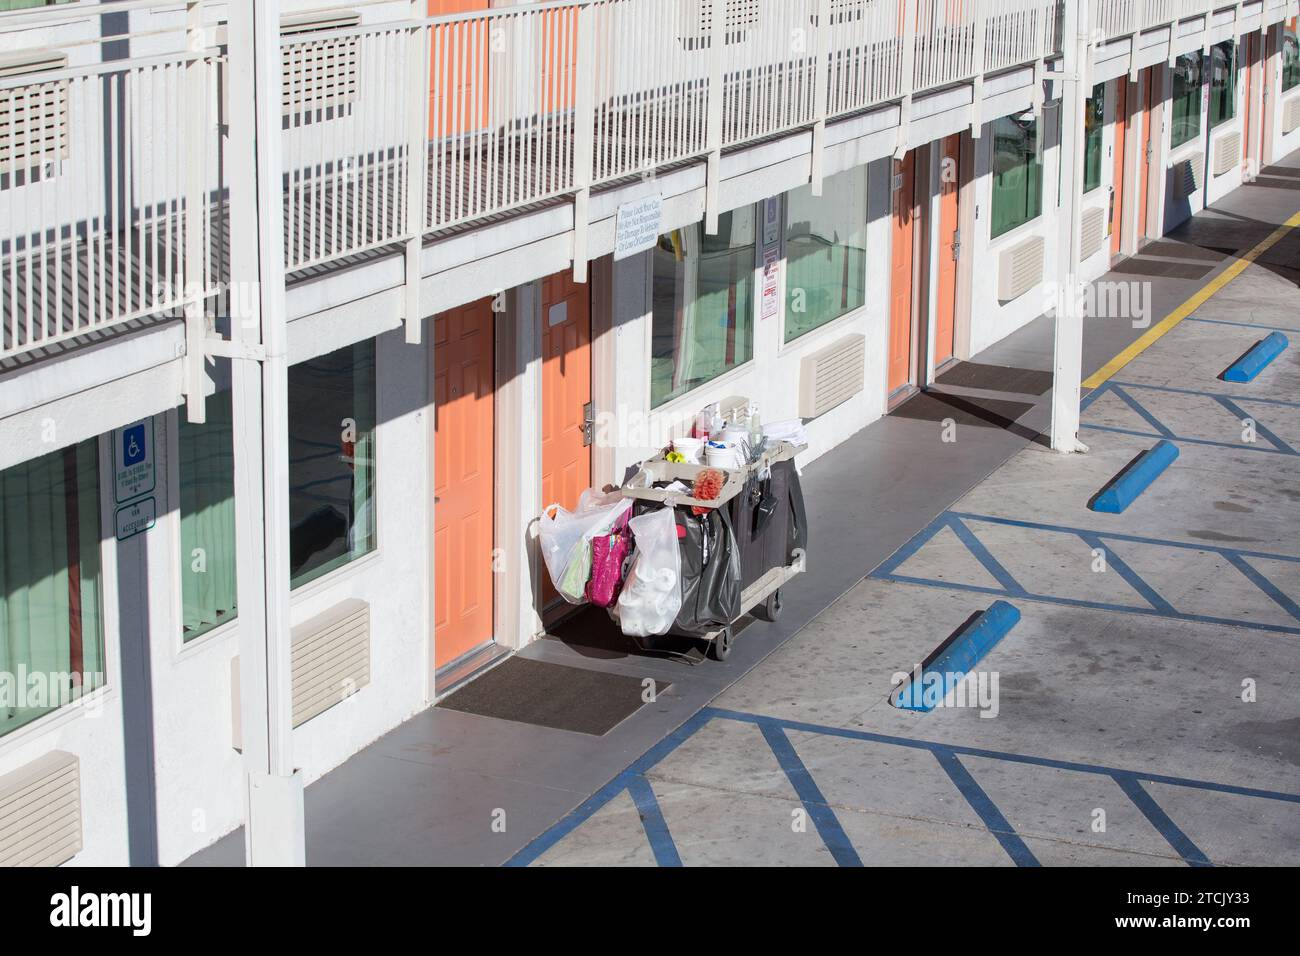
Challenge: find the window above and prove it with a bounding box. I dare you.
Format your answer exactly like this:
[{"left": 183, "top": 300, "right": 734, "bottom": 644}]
[
  {"left": 651, "top": 208, "right": 755, "bottom": 407},
  {"left": 1209, "top": 41, "right": 1237, "bottom": 128},
  {"left": 1, "top": 441, "right": 104, "bottom": 739},
  {"left": 1171, "top": 53, "right": 1203, "bottom": 149},
  {"left": 1084, "top": 83, "right": 1105, "bottom": 193},
  {"left": 0, "top": 1, "right": 74, "bottom": 9},
  {"left": 784, "top": 168, "right": 868, "bottom": 343},
  {"left": 288, "top": 340, "right": 377, "bottom": 587},
  {"left": 990, "top": 113, "right": 1043, "bottom": 239},
  {"left": 1285, "top": 22, "right": 1299, "bottom": 92},
  {"left": 179, "top": 391, "right": 237, "bottom": 641}
]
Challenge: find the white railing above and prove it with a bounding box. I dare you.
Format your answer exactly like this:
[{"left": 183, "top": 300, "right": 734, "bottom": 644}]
[
  {"left": 5, "top": 0, "right": 1257, "bottom": 365},
  {"left": 1, "top": 10, "right": 220, "bottom": 360}
]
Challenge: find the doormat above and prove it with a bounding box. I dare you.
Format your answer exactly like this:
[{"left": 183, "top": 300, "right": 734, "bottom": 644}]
[{"left": 437, "top": 657, "right": 671, "bottom": 736}]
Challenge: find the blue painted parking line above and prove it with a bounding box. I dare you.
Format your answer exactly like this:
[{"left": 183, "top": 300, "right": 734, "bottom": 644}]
[
  {"left": 872, "top": 512, "right": 1300, "bottom": 636},
  {"left": 1111, "top": 773, "right": 1212, "bottom": 868},
  {"left": 626, "top": 775, "right": 683, "bottom": 867},
  {"left": 1186, "top": 316, "right": 1300, "bottom": 334},
  {"left": 1080, "top": 380, "right": 1300, "bottom": 457},
  {"left": 507, "top": 707, "right": 1300, "bottom": 868},
  {"left": 760, "top": 723, "right": 863, "bottom": 867}
]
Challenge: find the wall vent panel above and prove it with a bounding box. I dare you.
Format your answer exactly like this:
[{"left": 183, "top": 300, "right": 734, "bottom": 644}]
[
  {"left": 0, "top": 50, "right": 70, "bottom": 176},
  {"left": 996, "top": 234, "right": 1045, "bottom": 302},
  {"left": 1174, "top": 152, "right": 1204, "bottom": 199},
  {"left": 1080, "top": 206, "right": 1106, "bottom": 259},
  {"left": 798, "top": 333, "right": 865, "bottom": 419},
  {"left": 0, "top": 751, "right": 82, "bottom": 867},
  {"left": 290, "top": 598, "right": 370, "bottom": 727},
  {"left": 1212, "top": 130, "right": 1241, "bottom": 176},
  {"left": 1283, "top": 95, "right": 1300, "bottom": 134}
]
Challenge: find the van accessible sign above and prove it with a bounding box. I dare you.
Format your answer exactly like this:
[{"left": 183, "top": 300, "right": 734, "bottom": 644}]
[
  {"left": 113, "top": 418, "right": 156, "bottom": 541},
  {"left": 614, "top": 195, "right": 663, "bottom": 261}
]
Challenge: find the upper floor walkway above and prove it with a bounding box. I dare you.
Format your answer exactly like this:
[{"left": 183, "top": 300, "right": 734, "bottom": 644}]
[{"left": 0, "top": 0, "right": 1295, "bottom": 425}]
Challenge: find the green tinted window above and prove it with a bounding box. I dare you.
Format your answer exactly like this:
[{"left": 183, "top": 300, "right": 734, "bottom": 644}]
[
  {"left": 784, "top": 168, "right": 868, "bottom": 343},
  {"left": 1084, "top": 83, "right": 1105, "bottom": 193},
  {"left": 1171, "top": 53, "right": 1203, "bottom": 148},
  {"left": 991, "top": 114, "right": 1042, "bottom": 239}
]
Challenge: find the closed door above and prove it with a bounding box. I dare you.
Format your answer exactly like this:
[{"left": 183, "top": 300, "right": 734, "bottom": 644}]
[
  {"left": 1138, "top": 68, "right": 1156, "bottom": 242},
  {"left": 934, "top": 135, "right": 961, "bottom": 368},
  {"left": 433, "top": 300, "right": 496, "bottom": 670},
  {"left": 888, "top": 151, "right": 917, "bottom": 395},
  {"left": 540, "top": 272, "right": 592, "bottom": 607},
  {"left": 1111, "top": 77, "right": 1128, "bottom": 256},
  {"left": 427, "top": 0, "right": 491, "bottom": 137}
]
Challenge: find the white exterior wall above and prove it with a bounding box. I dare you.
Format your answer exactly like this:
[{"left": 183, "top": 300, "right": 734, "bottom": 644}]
[
  {"left": 601, "top": 158, "right": 894, "bottom": 488},
  {"left": 1268, "top": 23, "right": 1300, "bottom": 161}
]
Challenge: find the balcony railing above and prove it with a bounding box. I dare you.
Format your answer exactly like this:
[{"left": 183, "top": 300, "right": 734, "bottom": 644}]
[{"left": 3, "top": 0, "right": 1284, "bottom": 366}]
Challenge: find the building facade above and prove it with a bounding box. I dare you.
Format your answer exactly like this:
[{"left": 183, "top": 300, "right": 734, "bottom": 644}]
[{"left": 1, "top": 0, "right": 1299, "bottom": 866}]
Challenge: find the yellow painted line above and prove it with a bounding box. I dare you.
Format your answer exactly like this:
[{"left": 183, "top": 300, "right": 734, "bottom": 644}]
[{"left": 1082, "top": 210, "right": 1300, "bottom": 390}]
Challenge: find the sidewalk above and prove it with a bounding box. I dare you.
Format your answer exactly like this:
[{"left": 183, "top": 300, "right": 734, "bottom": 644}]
[{"left": 187, "top": 151, "right": 1300, "bottom": 867}]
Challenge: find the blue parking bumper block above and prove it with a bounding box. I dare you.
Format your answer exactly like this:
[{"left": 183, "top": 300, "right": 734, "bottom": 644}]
[
  {"left": 894, "top": 600, "right": 1021, "bottom": 713},
  {"left": 1222, "top": 331, "right": 1289, "bottom": 383},
  {"left": 1091, "top": 440, "right": 1179, "bottom": 514}
]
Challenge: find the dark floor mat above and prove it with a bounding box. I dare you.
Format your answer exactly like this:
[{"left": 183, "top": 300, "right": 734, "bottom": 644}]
[
  {"left": 891, "top": 390, "right": 1046, "bottom": 445},
  {"left": 934, "top": 361, "right": 1054, "bottom": 395},
  {"left": 437, "top": 657, "right": 671, "bottom": 736},
  {"left": 1135, "top": 240, "right": 1228, "bottom": 262},
  {"left": 1111, "top": 258, "right": 1214, "bottom": 280}
]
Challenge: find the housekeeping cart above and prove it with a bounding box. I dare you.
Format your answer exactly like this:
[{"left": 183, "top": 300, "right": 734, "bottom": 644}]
[{"left": 620, "top": 439, "right": 808, "bottom": 661}]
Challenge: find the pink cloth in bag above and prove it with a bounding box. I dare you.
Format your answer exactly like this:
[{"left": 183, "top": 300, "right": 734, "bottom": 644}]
[{"left": 586, "top": 511, "right": 631, "bottom": 608}]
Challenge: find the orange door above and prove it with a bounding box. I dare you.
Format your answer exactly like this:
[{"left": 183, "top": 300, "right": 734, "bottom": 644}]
[
  {"left": 1111, "top": 77, "right": 1128, "bottom": 257},
  {"left": 1138, "top": 67, "right": 1155, "bottom": 242},
  {"left": 427, "top": 0, "right": 491, "bottom": 136},
  {"left": 540, "top": 272, "right": 592, "bottom": 607},
  {"left": 934, "top": 136, "right": 961, "bottom": 368},
  {"left": 888, "top": 152, "right": 917, "bottom": 395},
  {"left": 433, "top": 300, "right": 496, "bottom": 669}
]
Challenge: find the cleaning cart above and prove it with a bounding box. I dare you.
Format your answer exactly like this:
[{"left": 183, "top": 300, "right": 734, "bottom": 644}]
[{"left": 619, "top": 438, "right": 808, "bottom": 660}]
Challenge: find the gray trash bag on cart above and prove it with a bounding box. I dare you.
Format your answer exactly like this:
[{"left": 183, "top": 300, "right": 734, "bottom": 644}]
[{"left": 671, "top": 505, "right": 742, "bottom": 637}]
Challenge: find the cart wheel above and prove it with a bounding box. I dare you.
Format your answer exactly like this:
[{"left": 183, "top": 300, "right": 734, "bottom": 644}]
[
  {"left": 752, "top": 589, "right": 783, "bottom": 623},
  {"left": 709, "top": 626, "right": 734, "bottom": 662}
]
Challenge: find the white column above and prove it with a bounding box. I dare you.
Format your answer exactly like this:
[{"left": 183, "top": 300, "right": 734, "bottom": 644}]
[
  {"left": 1050, "top": 0, "right": 1090, "bottom": 454},
  {"left": 226, "top": 0, "right": 306, "bottom": 866}
]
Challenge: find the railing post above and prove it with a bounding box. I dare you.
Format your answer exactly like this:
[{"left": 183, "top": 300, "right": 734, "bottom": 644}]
[
  {"left": 810, "top": 0, "right": 831, "bottom": 196},
  {"left": 705, "top": 0, "right": 725, "bottom": 234},
  {"left": 404, "top": 3, "right": 431, "bottom": 344},
  {"left": 970, "top": 0, "right": 988, "bottom": 139},
  {"left": 1131, "top": 0, "right": 1145, "bottom": 81},
  {"left": 572, "top": 2, "right": 597, "bottom": 282},
  {"left": 183, "top": 0, "right": 207, "bottom": 424},
  {"left": 896, "top": 0, "right": 917, "bottom": 159}
]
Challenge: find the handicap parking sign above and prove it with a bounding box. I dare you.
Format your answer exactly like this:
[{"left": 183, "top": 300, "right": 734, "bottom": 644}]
[
  {"left": 114, "top": 418, "right": 156, "bottom": 503},
  {"left": 122, "top": 424, "right": 146, "bottom": 466}
]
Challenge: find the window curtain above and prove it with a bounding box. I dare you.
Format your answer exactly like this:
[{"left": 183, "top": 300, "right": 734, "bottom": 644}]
[
  {"left": 179, "top": 392, "right": 238, "bottom": 640},
  {"left": 991, "top": 114, "right": 1043, "bottom": 239},
  {"left": 1171, "top": 54, "right": 1203, "bottom": 148},
  {"left": 348, "top": 347, "right": 376, "bottom": 560},
  {"left": 1284, "top": 26, "right": 1299, "bottom": 92},
  {"left": 1209, "top": 42, "right": 1236, "bottom": 128},
  {"left": 1, "top": 442, "right": 103, "bottom": 737},
  {"left": 1084, "top": 84, "right": 1105, "bottom": 193}
]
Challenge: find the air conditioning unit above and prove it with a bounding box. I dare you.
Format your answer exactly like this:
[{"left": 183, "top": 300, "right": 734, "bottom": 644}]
[
  {"left": 0, "top": 751, "right": 82, "bottom": 867},
  {"left": 0, "top": 49, "right": 69, "bottom": 176},
  {"left": 798, "top": 333, "right": 865, "bottom": 419},
  {"left": 1080, "top": 206, "right": 1106, "bottom": 259},
  {"left": 997, "top": 234, "right": 1045, "bottom": 302},
  {"left": 1283, "top": 94, "right": 1300, "bottom": 135},
  {"left": 1212, "top": 130, "right": 1241, "bottom": 176}
]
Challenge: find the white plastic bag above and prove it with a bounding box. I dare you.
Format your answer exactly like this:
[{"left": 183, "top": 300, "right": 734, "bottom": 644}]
[
  {"left": 616, "top": 507, "right": 682, "bottom": 637},
  {"left": 539, "top": 489, "right": 632, "bottom": 604}
]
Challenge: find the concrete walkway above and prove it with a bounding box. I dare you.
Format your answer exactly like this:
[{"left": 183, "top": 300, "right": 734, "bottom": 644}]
[{"left": 187, "top": 153, "right": 1300, "bottom": 867}]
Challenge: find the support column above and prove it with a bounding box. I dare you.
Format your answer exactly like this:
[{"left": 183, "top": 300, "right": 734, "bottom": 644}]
[
  {"left": 1051, "top": 0, "right": 1090, "bottom": 454},
  {"left": 226, "top": 0, "right": 305, "bottom": 866}
]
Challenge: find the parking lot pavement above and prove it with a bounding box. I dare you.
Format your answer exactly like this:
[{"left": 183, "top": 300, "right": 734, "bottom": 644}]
[{"left": 512, "top": 255, "right": 1300, "bottom": 868}]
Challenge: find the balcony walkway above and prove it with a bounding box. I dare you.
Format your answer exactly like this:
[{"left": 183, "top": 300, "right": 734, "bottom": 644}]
[{"left": 186, "top": 147, "right": 1300, "bottom": 866}]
